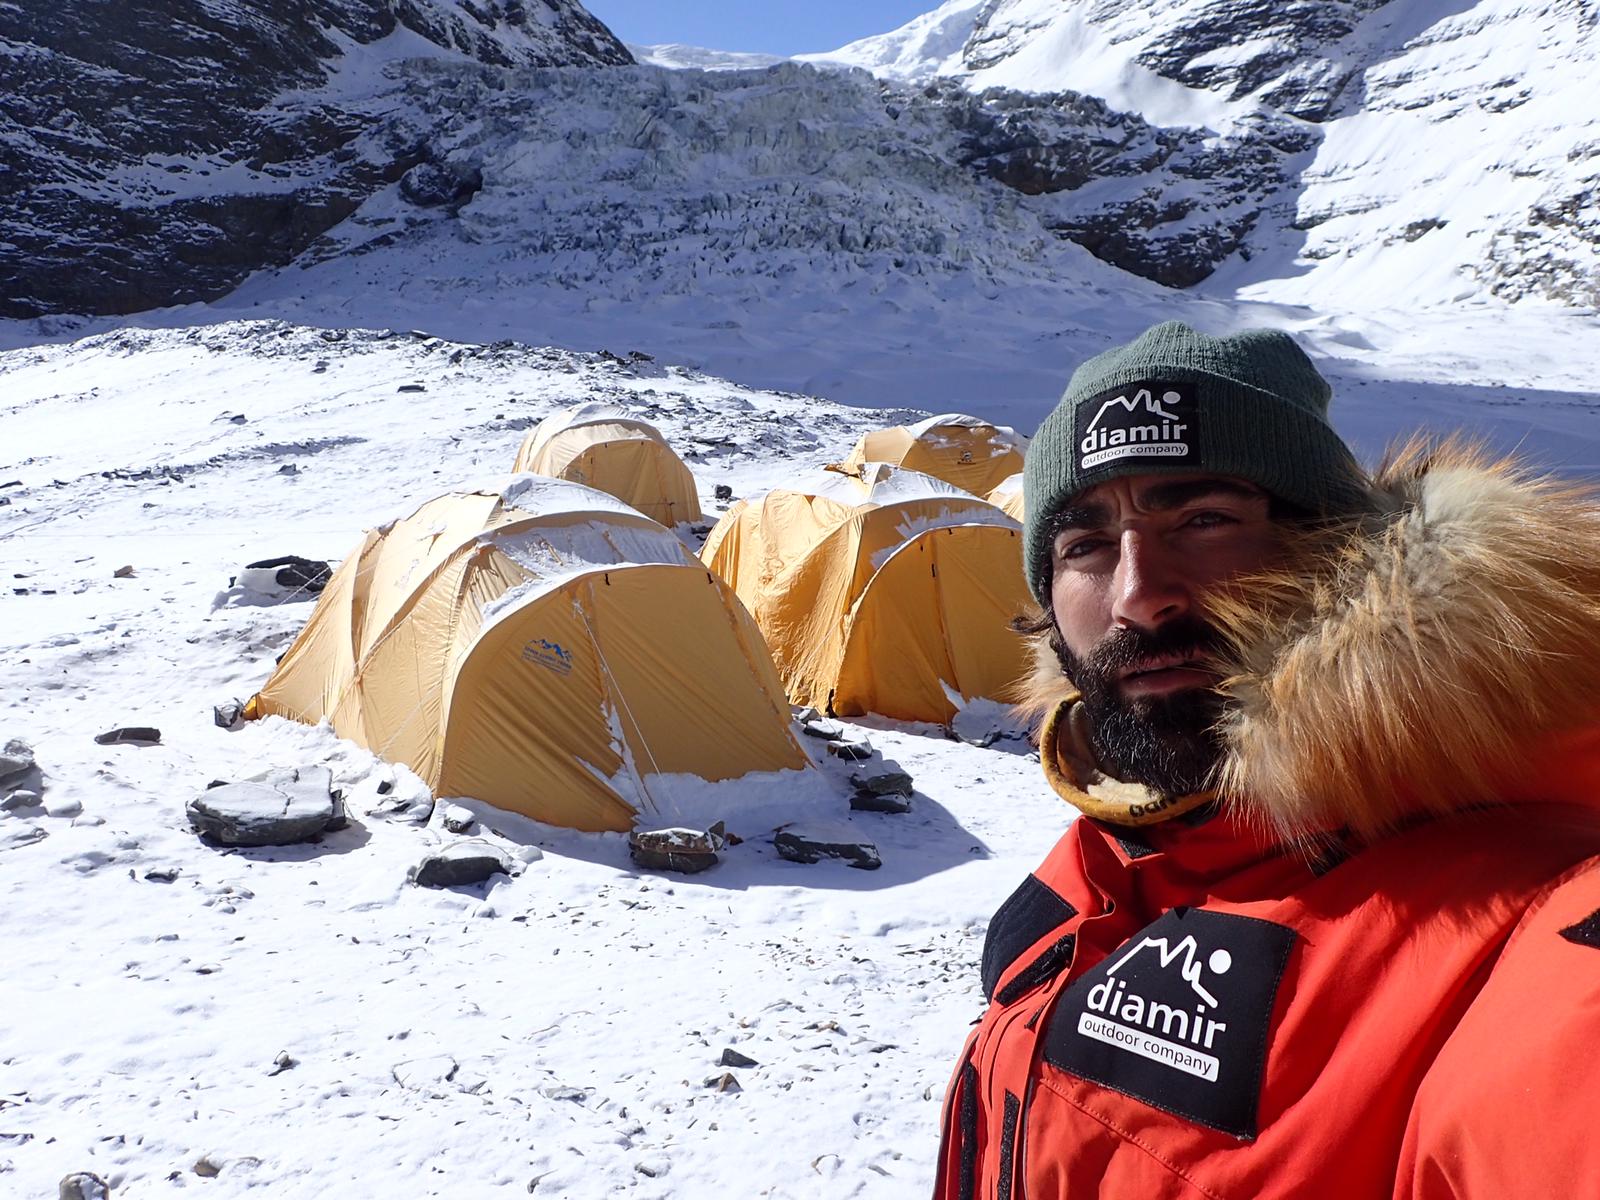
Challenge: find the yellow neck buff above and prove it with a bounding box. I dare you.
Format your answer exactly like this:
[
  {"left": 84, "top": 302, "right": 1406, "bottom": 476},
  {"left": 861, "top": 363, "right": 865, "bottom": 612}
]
[{"left": 1038, "top": 696, "right": 1217, "bottom": 827}]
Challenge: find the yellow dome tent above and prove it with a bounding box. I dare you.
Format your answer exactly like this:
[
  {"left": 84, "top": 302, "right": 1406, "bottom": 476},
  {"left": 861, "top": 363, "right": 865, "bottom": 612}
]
[
  {"left": 700, "top": 465, "right": 1032, "bottom": 724},
  {"left": 247, "top": 477, "right": 807, "bottom": 832},
  {"left": 988, "top": 472, "right": 1025, "bottom": 522},
  {"left": 834, "top": 414, "right": 1027, "bottom": 498},
  {"left": 512, "top": 404, "right": 703, "bottom": 526}
]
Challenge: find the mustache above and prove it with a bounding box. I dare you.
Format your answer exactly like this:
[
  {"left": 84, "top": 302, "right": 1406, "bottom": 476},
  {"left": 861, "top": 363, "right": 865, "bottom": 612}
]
[{"left": 1079, "top": 615, "right": 1226, "bottom": 681}]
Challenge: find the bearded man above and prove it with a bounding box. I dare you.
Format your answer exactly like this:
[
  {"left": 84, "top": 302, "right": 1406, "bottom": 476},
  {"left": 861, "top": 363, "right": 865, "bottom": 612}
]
[{"left": 932, "top": 321, "right": 1600, "bottom": 1199}]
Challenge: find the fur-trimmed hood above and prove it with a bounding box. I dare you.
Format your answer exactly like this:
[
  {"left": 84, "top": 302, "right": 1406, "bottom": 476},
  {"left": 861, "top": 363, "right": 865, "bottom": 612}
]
[{"left": 1020, "top": 440, "right": 1600, "bottom": 839}]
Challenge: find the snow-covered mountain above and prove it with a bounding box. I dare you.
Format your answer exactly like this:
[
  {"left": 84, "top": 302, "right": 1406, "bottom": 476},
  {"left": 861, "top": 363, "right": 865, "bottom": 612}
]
[
  {"left": 807, "top": 0, "right": 1600, "bottom": 311},
  {"left": 0, "top": 0, "right": 630, "bottom": 318},
  {"left": 2, "top": 0, "right": 1597, "bottom": 424}
]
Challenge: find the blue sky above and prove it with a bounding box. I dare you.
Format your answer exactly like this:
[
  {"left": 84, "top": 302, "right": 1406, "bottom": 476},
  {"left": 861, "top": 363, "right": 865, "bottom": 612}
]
[{"left": 582, "top": 1, "right": 939, "bottom": 57}]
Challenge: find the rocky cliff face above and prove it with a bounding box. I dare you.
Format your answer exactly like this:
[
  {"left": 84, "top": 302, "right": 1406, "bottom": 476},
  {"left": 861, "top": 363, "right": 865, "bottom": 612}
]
[
  {"left": 0, "top": 0, "right": 629, "bottom": 318},
  {"left": 966, "top": 0, "right": 1395, "bottom": 121}
]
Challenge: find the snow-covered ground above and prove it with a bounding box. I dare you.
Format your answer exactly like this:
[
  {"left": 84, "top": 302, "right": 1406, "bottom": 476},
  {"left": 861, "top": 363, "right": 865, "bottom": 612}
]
[{"left": 0, "top": 322, "right": 1061, "bottom": 1197}]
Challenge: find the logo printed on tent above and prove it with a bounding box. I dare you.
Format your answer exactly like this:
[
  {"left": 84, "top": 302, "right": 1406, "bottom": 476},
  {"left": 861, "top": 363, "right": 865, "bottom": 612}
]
[{"left": 522, "top": 637, "right": 574, "bottom": 675}]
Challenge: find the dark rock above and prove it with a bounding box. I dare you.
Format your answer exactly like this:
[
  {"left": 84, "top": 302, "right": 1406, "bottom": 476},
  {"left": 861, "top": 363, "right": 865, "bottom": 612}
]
[
  {"left": 397, "top": 383, "right": 428, "bottom": 393},
  {"left": 3, "top": 789, "right": 43, "bottom": 811},
  {"left": 113, "top": 564, "right": 134, "bottom": 578},
  {"left": 825, "top": 737, "right": 873, "bottom": 762},
  {"left": 800, "top": 716, "right": 846, "bottom": 741},
  {"left": 774, "top": 829, "right": 881, "bottom": 870},
  {"left": 400, "top": 160, "right": 484, "bottom": 210},
  {"left": 59, "top": 1172, "right": 110, "bottom": 1200},
  {"left": 187, "top": 765, "right": 344, "bottom": 846},
  {"left": 94, "top": 727, "right": 161, "bottom": 746},
  {"left": 440, "top": 803, "right": 476, "bottom": 834},
  {"left": 1, "top": 738, "right": 37, "bottom": 783},
  {"left": 409, "top": 839, "right": 512, "bottom": 887},
  {"left": 143, "top": 866, "right": 181, "bottom": 883},
  {"left": 628, "top": 824, "right": 725, "bottom": 874},
  {"left": 713, "top": 484, "right": 734, "bottom": 502},
  {"left": 850, "top": 790, "right": 912, "bottom": 814},
  {"left": 850, "top": 769, "right": 913, "bottom": 797},
  {"left": 213, "top": 699, "right": 246, "bottom": 728},
  {"left": 719, "top": 1047, "right": 759, "bottom": 1068}
]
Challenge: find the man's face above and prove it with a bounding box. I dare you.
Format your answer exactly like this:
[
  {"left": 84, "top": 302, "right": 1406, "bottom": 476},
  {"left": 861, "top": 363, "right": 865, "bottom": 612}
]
[{"left": 1047, "top": 473, "right": 1280, "bottom": 797}]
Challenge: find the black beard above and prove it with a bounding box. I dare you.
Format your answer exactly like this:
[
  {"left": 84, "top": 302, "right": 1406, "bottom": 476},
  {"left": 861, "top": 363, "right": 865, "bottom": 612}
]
[{"left": 1057, "top": 616, "right": 1228, "bottom": 801}]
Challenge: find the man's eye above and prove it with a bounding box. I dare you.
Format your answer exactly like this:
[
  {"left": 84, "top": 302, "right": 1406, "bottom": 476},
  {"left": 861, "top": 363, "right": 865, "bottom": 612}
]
[
  {"left": 1059, "top": 537, "right": 1110, "bottom": 560},
  {"left": 1185, "top": 510, "right": 1237, "bottom": 529}
]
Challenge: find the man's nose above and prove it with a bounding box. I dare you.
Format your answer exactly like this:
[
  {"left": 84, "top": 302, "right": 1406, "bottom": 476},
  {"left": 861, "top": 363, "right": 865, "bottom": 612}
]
[{"left": 1111, "top": 529, "right": 1190, "bottom": 630}]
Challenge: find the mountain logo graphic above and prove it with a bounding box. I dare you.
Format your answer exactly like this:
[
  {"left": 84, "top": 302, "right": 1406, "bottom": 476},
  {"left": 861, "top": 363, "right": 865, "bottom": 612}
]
[
  {"left": 521, "top": 636, "right": 575, "bottom": 675},
  {"left": 1080, "top": 933, "right": 1232, "bottom": 1080},
  {"left": 1074, "top": 380, "right": 1196, "bottom": 471},
  {"left": 1043, "top": 907, "right": 1296, "bottom": 1139}
]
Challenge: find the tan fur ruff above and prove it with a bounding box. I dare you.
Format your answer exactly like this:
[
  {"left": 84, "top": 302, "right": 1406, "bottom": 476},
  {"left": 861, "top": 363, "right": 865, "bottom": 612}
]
[{"left": 1018, "top": 438, "right": 1600, "bottom": 839}]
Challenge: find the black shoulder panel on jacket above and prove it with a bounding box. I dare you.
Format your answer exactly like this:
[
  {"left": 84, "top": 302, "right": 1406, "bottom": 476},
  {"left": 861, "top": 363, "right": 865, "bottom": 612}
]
[{"left": 981, "top": 874, "right": 1077, "bottom": 1001}]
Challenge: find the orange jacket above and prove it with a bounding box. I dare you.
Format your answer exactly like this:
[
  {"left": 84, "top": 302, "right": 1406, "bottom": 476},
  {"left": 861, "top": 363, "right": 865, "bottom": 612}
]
[
  {"left": 944, "top": 443, "right": 1600, "bottom": 1197},
  {"left": 932, "top": 791, "right": 1600, "bottom": 1200}
]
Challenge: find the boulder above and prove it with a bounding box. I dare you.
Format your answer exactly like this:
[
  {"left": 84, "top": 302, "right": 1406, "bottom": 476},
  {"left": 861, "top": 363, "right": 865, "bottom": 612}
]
[
  {"left": 774, "top": 828, "right": 881, "bottom": 870},
  {"left": 399, "top": 160, "right": 484, "bottom": 210},
  {"left": 849, "top": 768, "right": 913, "bottom": 813},
  {"left": 187, "top": 766, "right": 344, "bottom": 846},
  {"left": 628, "top": 824, "right": 725, "bottom": 874},
  {"left": 59, "top": 1172, "right": 110, "bottom": 1200},
  {"left": 851, "top": 769, "right": 913, "bottom": 797},
  {"left": 440, "top": 803, "right": 476, "bottom": 834},
  {"left": 825, "top": 737, "right": 873, "bottom": 762},
  {"left": 1, "top": 737, "right": 35, "bottom": 783},
  {"left": 94, "top": 727, "right": 161, "bottom": 746},
  {"left": 850, "top": 790, "right": 912, "bottom": 814},
  {"left": 409, "top": 840, "right": 511, "bottom": 888},
  {"left": 212, "top": 698, "right": 246, "bottom": 729}
]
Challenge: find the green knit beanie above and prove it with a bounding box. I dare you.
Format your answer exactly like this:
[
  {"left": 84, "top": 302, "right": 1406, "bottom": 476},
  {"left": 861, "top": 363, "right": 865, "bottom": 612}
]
[{"left": 1023, "top": 321, "right": 1366, "bottom": 603}]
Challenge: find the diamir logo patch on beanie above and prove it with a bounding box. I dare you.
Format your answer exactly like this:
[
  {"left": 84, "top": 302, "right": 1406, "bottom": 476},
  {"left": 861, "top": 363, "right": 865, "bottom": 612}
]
[{"left": 1075, "top": 381, "right": 1197, "bottom": 472}]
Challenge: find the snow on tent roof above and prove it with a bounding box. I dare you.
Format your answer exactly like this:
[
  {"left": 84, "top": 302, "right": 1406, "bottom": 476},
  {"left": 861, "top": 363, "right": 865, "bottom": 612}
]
[
  {"left": 905, "top": 412, "right": 1028, "bottom": 449},
  {"left": 499, "top": 472, "right": 651, "bottom": 521},
  {"left": 806, "top": 462, "right": 988, "bottom": 507},
  {"left": 529, "top": 401, "right": 665, "bottom": 442}
]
